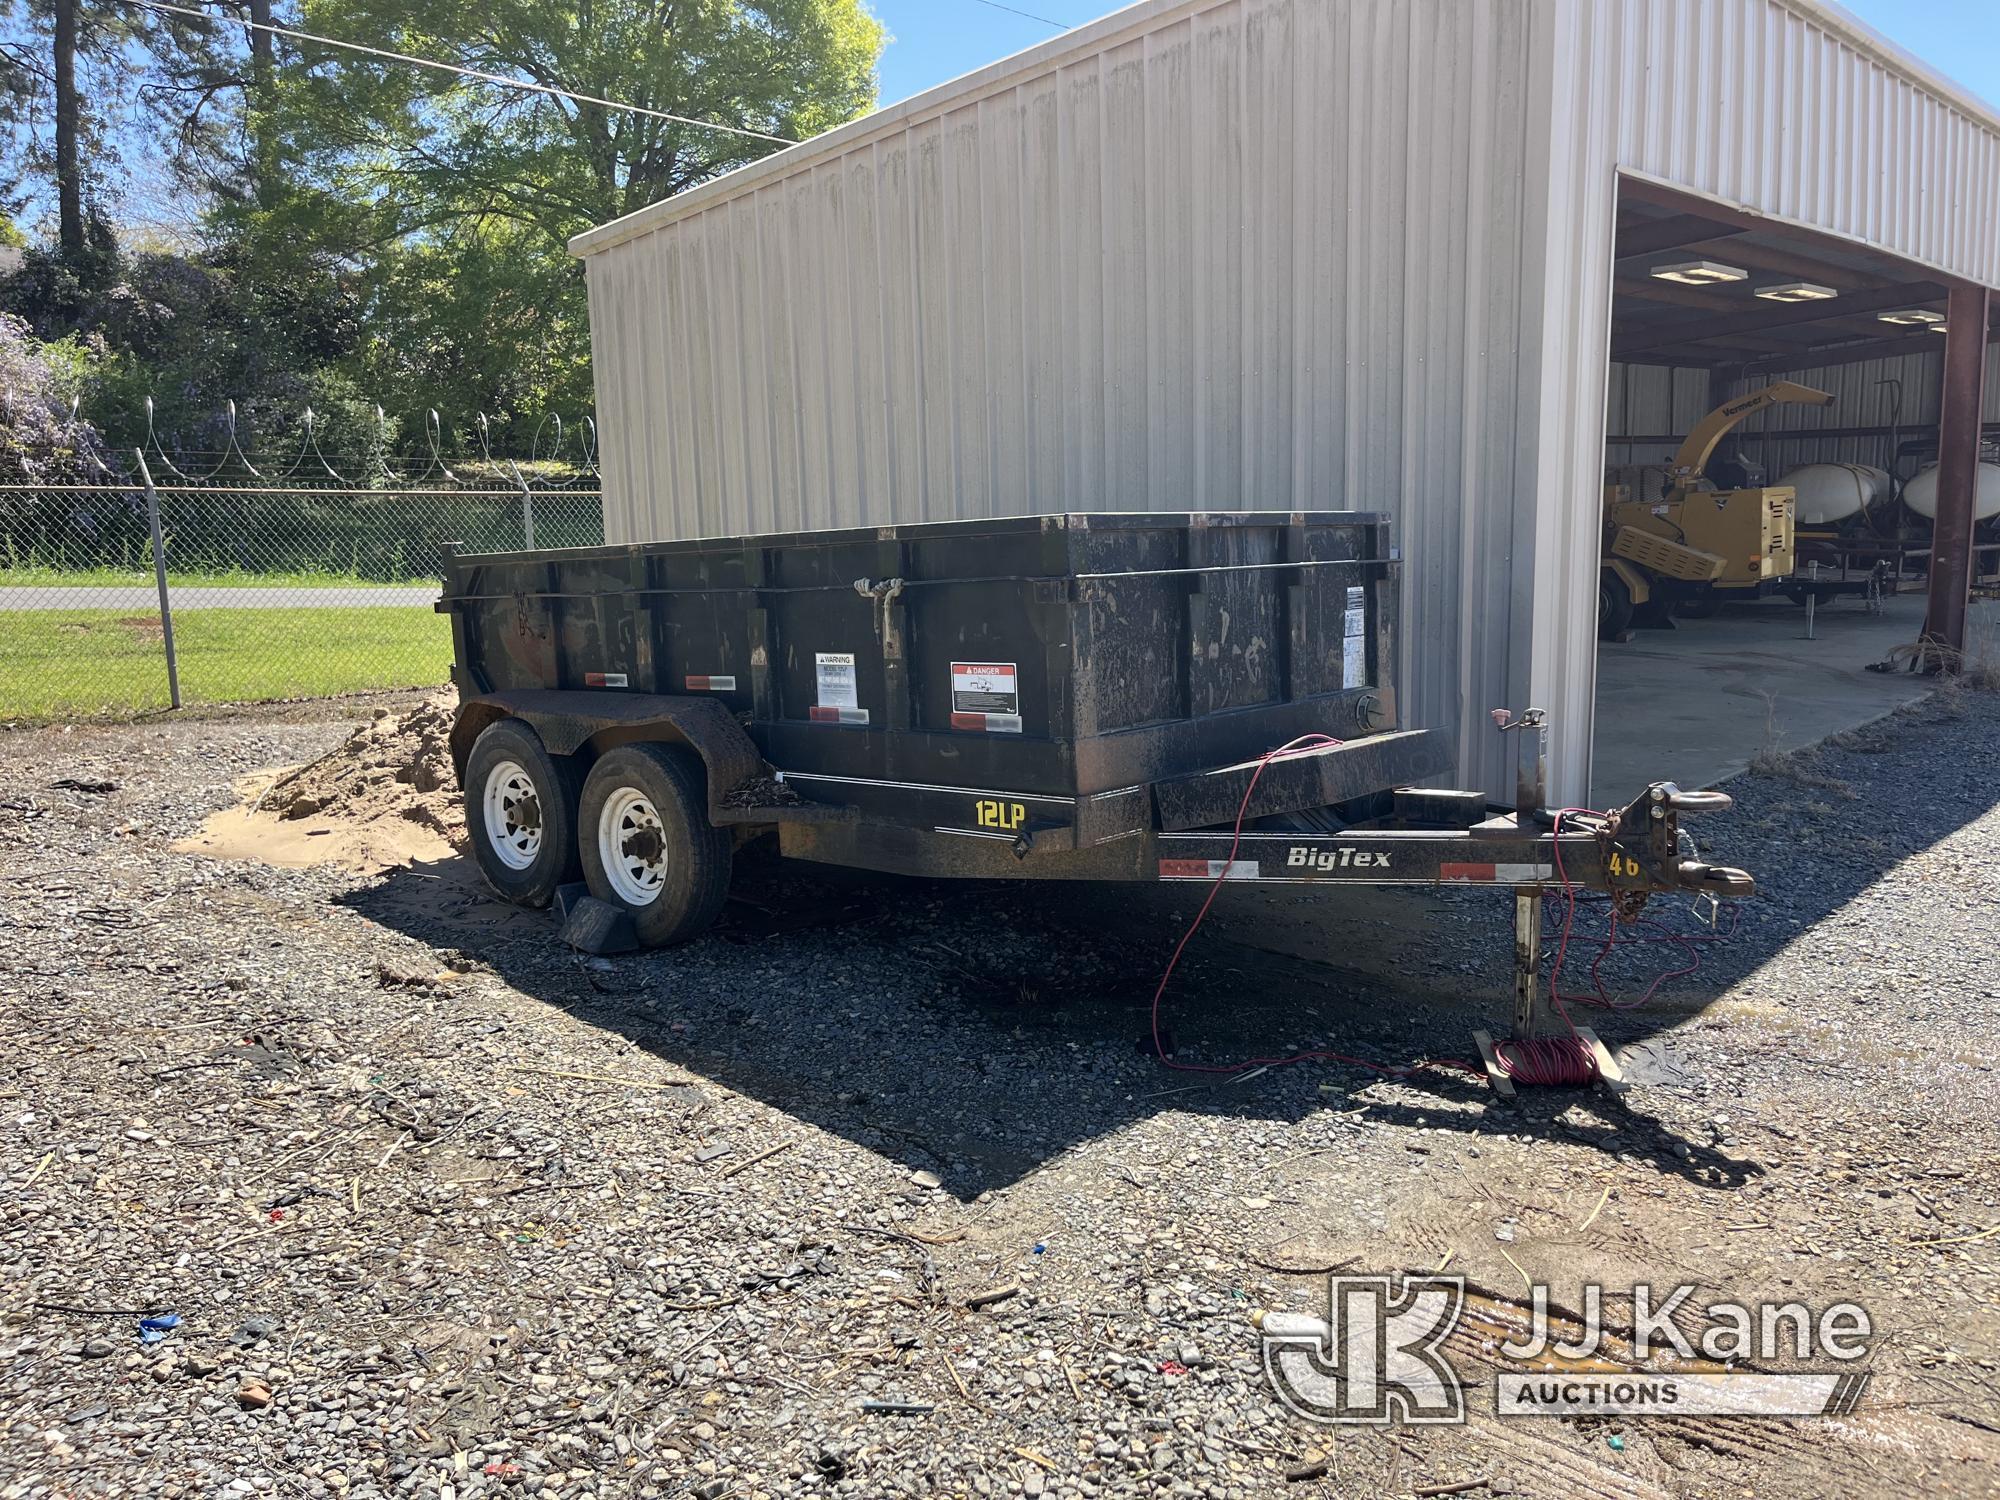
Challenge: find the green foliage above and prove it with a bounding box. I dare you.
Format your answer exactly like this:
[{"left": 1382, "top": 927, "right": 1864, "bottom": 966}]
[
  {"left": 352, "top": 219, "right": 594, "bottom": 424},
  {"left": 275, "top": 0, "right": 883, "bottom": 244},
  {"left": 0, "top": 0, "right": 883, "bottom": 452}
]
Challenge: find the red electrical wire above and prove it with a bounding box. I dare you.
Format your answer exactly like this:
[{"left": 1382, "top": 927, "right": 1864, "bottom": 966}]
[{"left": 1487, "top": 807, "right": 1598, "bottom": 1086}]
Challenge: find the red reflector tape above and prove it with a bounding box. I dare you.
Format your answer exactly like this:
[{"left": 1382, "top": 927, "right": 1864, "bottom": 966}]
[
  {"left": 584, "top": 671, "right": 629, "bottom": 688},
  {"left": 685, "top": 674, "right": 737, "bottom": 692},
  {"left": 1440, "top": 861, "right": 1553, "bottom": 883},
  {"left": 1158, "top": 858, "right": 1260, "bottom": 881},
  {"left": 950, "top": 711, "right": 1025, "bottom": 733},
  {"left": 808, "top": 705, "right": 870, "bottom": 725}
]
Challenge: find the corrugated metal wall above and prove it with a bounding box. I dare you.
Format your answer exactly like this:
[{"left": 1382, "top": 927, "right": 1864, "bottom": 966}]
[
  {"left": 1534, "top": 0, "right": 2000, "bottom": 799},
  {"left": 1602, "top": 363, "right": 1715, "bottom": 473},
  {"left": 581, "top": 0, "right": 1543, "bottom": 790}
]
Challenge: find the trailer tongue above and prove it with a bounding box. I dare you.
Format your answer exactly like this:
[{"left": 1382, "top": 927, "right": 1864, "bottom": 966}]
[{"left": 439, "top": 511, "right": 1754, "bottom": 1092}]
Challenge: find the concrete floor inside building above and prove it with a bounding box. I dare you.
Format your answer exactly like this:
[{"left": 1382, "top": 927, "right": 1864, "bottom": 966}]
[{"left": 1589, "top": 588, "right": 2000, "bottom": 799}]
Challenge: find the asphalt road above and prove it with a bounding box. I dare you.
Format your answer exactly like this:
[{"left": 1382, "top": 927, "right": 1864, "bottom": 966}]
[{"left": 0, "top": 585, "right": 439, "bottom": 611}]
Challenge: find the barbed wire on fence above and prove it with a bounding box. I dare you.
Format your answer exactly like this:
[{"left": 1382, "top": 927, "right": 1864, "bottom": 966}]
[
  {"left": 0, "top": 396, "right": 606, "bottom": 721},
  {"left": 1, "top": 389, "right": 601, "bottom": 490}
]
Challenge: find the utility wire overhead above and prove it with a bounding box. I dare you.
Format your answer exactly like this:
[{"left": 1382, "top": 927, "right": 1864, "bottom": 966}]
[
  {"left": 962, "top": 0, "right": 1070, "bottom": 28},
  {"left": 118, "top": 0, "right": 797, "bottom": 144}
]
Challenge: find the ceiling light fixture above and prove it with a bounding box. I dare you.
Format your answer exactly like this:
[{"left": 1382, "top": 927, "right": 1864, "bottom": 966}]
[
  {"left": 1649, "top": 259, "right": 1749, "bottom": 286},
  {"left": 1754, "top": 282, "right": 1838, "bottom": 303},
  {"left": 1877, "top": 309, "right": 1946, "bottom": 326}
]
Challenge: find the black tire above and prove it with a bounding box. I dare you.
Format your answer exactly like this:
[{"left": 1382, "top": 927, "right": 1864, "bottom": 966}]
[
  {"left": 578, "top": 744, "right": 731, "bottom": 948},
  {"left": 464, "top": 718, "right": 584, "bottom": 908},
  {"left": 1597, "top": 570, "right": 1635, "bottom": 640}
]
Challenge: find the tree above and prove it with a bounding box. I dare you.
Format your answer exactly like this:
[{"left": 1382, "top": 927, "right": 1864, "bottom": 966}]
[
  {"left": 277, "top": 0, "right": 884, "bottom": 251},
  {"left": 0, "top": 0, "right": 149, "bottom": 253},
  {"left": 136, "top": 0, "right": 290, "bottom": 210},
  {"left": 1, "top": 0, "right": 887, "bottom": 455}
]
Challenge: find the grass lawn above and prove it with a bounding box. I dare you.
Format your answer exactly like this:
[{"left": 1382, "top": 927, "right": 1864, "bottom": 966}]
[
  {"left": 0, "top": 564, "right": 426, "bottom": 589},
  {"left": 0, "top": 606, "right": 452, "bottom": 721}
]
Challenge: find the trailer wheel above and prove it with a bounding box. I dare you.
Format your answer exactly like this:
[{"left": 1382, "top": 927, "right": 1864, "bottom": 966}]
[
  {"left": 578, "top": 745, "right": 731, "bottom": 947},
  {"left": 1597, "top": 571, "right": 1635, "bottom": 639},
  {"left": 465, "top": 719, "right": 583, "bottom": 907}
]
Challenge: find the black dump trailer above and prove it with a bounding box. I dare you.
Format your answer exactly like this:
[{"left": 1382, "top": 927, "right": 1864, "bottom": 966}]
[{"left": 439, "top": 511, "right": 1752, "bottom": 1083}]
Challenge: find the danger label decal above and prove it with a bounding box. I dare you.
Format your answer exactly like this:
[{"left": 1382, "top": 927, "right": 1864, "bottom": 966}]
[{"left": 951, "top": 661, "right": 1018, "bottom": 717}]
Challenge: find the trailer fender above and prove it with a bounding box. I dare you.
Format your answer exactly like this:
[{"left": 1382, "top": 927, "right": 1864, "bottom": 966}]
[{"left": 451, "top": 690, "right": 763, "bottom": 826}]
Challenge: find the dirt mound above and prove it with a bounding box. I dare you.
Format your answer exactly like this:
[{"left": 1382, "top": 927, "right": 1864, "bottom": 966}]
[
  {"left": 176, "top": 692, "right": 466, "bottom": 875},
  {"left": 266, "top": 692, "right": 463, "bottom": 843}
]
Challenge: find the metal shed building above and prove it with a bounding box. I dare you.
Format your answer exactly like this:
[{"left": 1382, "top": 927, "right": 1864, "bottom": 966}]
[{"left": 570, "top": 0, "right": 2000, "bottom": 800}]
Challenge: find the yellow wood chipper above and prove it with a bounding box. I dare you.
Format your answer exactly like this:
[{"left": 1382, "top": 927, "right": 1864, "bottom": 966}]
[{"left": 1599, "top": 381, "right": 1836, "bottom": 638}]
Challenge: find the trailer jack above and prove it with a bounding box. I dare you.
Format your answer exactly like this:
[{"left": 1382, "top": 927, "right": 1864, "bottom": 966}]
[
  {"left": 1471, "top": 885, "right": 1624, "bottom": 1096},
  {"left": 1468, "top": 710, "right": 1752, "bottom": 1094}
]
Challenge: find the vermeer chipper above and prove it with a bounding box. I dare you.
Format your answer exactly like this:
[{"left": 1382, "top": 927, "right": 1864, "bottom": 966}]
[
  {"left": 438, "top": 511, "right": 1754, "bottom": 1090},
  {"left": 1600, "top": 381, "right": 1836, "bottom": 637}
]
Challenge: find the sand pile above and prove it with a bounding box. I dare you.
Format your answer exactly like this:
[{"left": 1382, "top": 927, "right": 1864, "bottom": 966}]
[
  {"left": 177, "top": 692, "right": 468, "bottom": 874},
  {"left": 266, "top": 692, "right": 463, "bottom": 843}
]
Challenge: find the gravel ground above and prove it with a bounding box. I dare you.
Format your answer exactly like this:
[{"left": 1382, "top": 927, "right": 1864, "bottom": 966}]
[{"left": 2, "top": 689, "right": 1997, "bottom": 1499}]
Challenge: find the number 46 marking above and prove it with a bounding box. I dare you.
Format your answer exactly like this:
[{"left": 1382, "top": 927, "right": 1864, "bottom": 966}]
[{"left": 1607, "top": 850, "right": 1643, "bottom": 879}]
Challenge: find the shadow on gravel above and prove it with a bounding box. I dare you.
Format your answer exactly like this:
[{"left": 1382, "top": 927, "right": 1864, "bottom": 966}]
[
  {"left": 342, "top": 692, "right": 2000, "bottom": 1204},
  {"left": 345, "top": 853, "right": 1762, "bottom": 1202}
]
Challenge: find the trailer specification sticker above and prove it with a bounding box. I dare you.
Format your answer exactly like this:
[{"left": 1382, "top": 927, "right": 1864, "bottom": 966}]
[
  {"left": 1342, "top": 587, "right": 1367, "bottom": 689},
  {"left": 949, "top": 661, "right": 1022, "bottom": 733},
  {"left": 809, "top": 652, "right": 868, "bottom": 725},
  {"left": 815, "top": 652, "right": 858, "bottom": 708}
]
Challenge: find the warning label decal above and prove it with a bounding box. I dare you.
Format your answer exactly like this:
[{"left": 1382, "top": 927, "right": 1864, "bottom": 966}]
[
  {"left": 951, "top": 661, "right": 1018, "bottom": 716},
  {"left": 1342, "top": 586, "right": 1367, "bottom": 689},
  {"left": 815, "top": 651, "right": 858, "bottom": 709}
]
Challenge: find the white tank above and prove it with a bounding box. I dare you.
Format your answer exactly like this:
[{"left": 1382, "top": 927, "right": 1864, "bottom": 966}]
[
  {"left": 1901, "top": 462, "right": 2000, "bottom": 521},
  {"left": 1777, "top": 463, "right": 1889, "bottom": 525}
]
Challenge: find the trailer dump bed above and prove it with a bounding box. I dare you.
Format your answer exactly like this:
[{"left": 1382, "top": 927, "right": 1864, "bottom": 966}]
[{"left": 441, "top": 510, "right": 1425, "bottom": 826}]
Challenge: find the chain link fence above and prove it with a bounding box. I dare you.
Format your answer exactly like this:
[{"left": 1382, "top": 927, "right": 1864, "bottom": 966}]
[{"left": 0, "top": 470, "right": 602, "bottom": 722}]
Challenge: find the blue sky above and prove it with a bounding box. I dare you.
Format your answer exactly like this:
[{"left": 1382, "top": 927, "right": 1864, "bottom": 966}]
[{"left": 870, "top": 0, "right": 2000, "bottom": 114}]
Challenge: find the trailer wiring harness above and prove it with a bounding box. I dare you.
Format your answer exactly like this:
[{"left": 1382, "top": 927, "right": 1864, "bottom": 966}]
[{"left": 1146, "top": 745, "right": 1740, "bottom": 1089}]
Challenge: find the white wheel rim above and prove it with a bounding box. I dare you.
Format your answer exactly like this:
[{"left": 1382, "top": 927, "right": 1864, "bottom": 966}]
[
  {"left": 481, "top": 759, "right": 544, "bottom": 871},
  {"left": 600, "top": 787, "right": 667, "bottom": 906}
]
